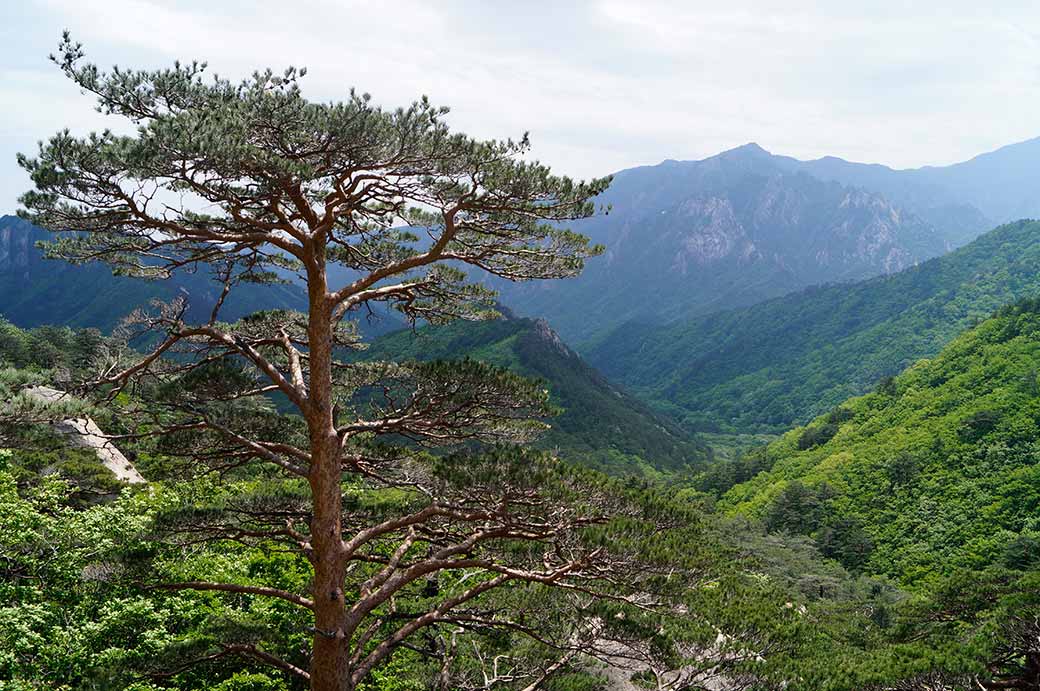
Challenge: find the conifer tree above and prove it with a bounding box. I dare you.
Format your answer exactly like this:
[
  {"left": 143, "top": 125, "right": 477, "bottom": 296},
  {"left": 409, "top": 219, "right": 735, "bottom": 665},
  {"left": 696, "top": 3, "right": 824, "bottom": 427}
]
[{"left": 14, "top": 34, "right": 675, "bottom": 691}]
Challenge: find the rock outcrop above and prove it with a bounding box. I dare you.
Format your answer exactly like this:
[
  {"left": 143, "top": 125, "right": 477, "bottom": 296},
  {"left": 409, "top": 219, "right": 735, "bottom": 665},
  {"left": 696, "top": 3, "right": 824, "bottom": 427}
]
[{"left": 23, "top": 386, "right": 145, "bottom": 484}]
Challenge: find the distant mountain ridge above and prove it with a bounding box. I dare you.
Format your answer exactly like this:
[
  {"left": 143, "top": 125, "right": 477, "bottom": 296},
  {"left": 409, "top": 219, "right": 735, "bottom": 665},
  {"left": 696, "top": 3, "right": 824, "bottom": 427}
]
[
  {"left": 777, "top": 136, "right": 1040, "bottom": 229},
  {"left": 0, "top": 215, "right": 303, "bottom": 330},
  {"left": 493, "top": 143, "right": 963, "bottom": 343},
  {"left": 9, "top": 136, "right": 1040, "bottom": 346},
  {"left": 0, "top": 215, "right": 401, "bottom": 336}
]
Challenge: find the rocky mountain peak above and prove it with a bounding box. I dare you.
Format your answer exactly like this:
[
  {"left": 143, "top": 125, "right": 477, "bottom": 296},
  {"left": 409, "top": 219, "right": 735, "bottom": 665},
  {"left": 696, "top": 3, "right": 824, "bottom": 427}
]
[
  {"left": 726, "top": 142, "right": 770, "bottom": 157},
  {"left": 705, "top": 142, "right": 776, "bottom": 170},
  {"left": 532, "top": 318, "right": 571, "bottom": 356}
]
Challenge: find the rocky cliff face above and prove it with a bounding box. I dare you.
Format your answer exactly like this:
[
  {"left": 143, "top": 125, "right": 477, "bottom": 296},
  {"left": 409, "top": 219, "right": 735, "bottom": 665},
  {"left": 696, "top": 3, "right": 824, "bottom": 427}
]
[
  {"left": 664, "top": 177, "right": 932, "bottom": 277},
  {"left": 491, "top": 145, "right": 949, "bottom": 343},
  {"left": 532, "top": 317, "right": 572, "bottom": 356},
  {"left": 0, "top": 216, "right": 33, "bottom": 280},
  {"left": 673, "top": 196, "right": 759, "bottom": 271}
]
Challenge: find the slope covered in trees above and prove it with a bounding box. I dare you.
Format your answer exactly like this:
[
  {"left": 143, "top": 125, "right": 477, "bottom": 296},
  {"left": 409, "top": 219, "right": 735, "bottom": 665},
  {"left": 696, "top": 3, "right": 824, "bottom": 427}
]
[
  {"left": 715, "top": 298, "right": 1040, "bottom": 582},
  {"left": 358, "top": 313, "right": 710, "bottom": 476},
  {"left": 0, "top": 321, "right": 830, "bottom": 691},
  {"left": 667, "top": 301, "right": 1040, "bottom": 690},
  {"left": 590, "top": 219, "right": 1040, "bottom": 432}
]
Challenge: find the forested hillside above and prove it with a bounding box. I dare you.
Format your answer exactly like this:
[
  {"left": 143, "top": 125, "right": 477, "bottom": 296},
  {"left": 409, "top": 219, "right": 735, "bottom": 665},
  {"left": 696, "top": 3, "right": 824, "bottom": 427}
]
[
  {"left": 0, "top": 211, "right": 703, "bottom": 478},
  {"left": 4, "top": 316, "right": 1037, "bottom": 691},
  {"left": 591, "top": 219, "right": 1040, "bottom": 432},
  {"left": 359, "top": 313, "right": 709, "bottom": 476},
  {"left": 658, "top": 300, "right": 1040, "bottom": 690},
  {"left": 715, "top": 298, "right": 1040, "bottom": 582}
]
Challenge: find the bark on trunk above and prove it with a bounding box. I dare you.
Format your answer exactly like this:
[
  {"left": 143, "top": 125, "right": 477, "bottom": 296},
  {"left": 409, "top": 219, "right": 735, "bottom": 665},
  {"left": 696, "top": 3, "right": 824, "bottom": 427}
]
[{"left": 305, "top": 255, "right": 351, "bottom": 691}]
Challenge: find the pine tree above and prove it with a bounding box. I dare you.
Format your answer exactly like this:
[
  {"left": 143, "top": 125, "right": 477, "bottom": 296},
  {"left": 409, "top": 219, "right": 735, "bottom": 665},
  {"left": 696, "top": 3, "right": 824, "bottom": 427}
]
[{"left": 14, "top": 34, "right": 674, "bottom": 691}]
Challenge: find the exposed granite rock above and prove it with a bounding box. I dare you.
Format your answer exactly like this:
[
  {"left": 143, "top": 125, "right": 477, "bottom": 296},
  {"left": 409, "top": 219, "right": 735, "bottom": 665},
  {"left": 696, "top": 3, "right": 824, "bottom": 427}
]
[{"left": 23, "top": 386, "right": 145, "bottom": 484}]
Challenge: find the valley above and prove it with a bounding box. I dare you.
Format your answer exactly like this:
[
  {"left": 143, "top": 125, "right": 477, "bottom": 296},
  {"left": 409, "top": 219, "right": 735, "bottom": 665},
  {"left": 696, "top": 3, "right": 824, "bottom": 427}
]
[{"left": 590, "top": 218, "right": 1040, "bottom": 432}]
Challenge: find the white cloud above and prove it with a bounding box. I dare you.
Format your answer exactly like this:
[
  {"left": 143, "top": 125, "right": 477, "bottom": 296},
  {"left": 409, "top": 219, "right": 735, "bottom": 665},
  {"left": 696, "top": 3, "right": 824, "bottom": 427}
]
[{"left": 3, "top": 0, "right": 1040, "bottom": 210}]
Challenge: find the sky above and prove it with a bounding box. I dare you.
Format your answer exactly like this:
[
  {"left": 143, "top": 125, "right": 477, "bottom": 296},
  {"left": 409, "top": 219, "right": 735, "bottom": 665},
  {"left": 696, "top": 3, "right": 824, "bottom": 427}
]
[{"left": 2, "top": 0, "right": 1040, "bottom": 211}]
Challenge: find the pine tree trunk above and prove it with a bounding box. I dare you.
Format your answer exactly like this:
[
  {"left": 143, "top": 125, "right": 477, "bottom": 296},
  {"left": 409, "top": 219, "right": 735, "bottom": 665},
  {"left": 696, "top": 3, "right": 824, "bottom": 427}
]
[{"left": 305, "top": 257, "right": 351, "bottom": 691}]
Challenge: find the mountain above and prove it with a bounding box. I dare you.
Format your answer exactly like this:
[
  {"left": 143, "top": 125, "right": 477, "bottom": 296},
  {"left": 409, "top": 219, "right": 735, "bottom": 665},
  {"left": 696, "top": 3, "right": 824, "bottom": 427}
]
[
  {"left": 715, "top": 298, "right": 1040, "bottom": 584},
  {"left": 0, "top": 215, "right": 401, "bottom": 336},
  {"left": 358, "top": 312, "right": 710, "bottom": 476},
  {"left": 588, "top": 219, "right": 1040, "bottom": 433},
  {"left": 492, "top": 144, "right": 957, "bottom": 343}
]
